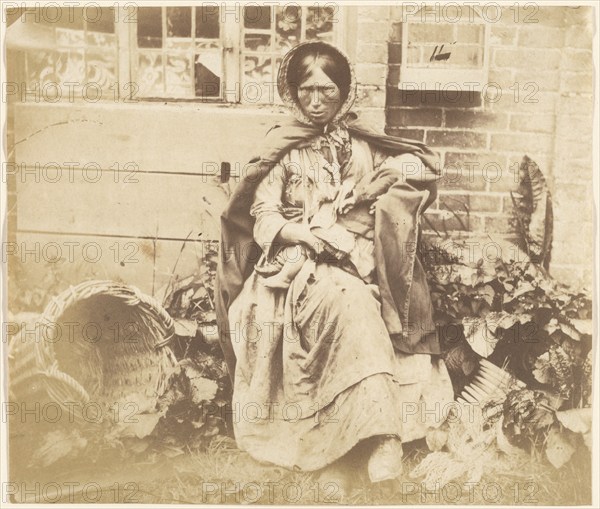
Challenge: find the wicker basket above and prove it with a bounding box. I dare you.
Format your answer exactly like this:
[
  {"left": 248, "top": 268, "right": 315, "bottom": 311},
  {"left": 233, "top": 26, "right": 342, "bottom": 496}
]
[
  {"left": 457, "top": 358, "right": 526, "bottom": 407},
  {"left": 9, "top": 281, "right": 177, "bottom": 422}
]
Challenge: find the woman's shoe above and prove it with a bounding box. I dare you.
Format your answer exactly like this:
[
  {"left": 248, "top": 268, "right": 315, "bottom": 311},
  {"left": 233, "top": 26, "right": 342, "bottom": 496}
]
[{"left": 367, "top": 436, "right": 404, "bottom": 483}]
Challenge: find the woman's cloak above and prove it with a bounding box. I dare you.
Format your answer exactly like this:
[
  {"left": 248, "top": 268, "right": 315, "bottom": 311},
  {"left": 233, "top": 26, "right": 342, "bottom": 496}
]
[{"left": 215, "top": 113, "right": 442, "bottom": 379}]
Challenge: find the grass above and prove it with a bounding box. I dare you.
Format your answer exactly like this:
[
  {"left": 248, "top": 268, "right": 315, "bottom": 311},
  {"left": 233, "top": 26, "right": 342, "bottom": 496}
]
[
  {"left": 133, "top": 439, "right": 591, "bottom": 505},
  {"left": 24, "top": 435, "right": 585, "bottom": 505},
  {"left": 8, "top": 430, "right": 592, "bottom": 505}
]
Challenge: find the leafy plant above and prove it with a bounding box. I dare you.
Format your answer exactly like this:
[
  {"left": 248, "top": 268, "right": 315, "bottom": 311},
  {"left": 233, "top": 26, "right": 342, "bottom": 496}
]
[
  {"left": 511, "top": 155, "right": 553, "bottom": 268},
  {"left": 421, "top": 233, "right": 592, "bottom": 473},
  {"left": 155, "top": 241, "right": 231, "bottom": 451}
]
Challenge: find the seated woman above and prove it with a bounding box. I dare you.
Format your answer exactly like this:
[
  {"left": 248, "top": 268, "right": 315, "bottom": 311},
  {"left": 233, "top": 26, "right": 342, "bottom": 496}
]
[{"left": 216, "top": 41, "right": 454, "bottom": 492}]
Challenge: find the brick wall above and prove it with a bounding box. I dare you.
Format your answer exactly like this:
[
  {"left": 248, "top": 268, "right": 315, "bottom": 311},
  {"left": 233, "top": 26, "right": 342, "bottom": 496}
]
[
  {"left": 351, "top": 5, "right": 390, "bottom": 126},
  {"left": 353, "top": 5, "right": 594, "bottom": 290},
  {"left": 551, "top": 8, "right": 595, "bottom": 287}
]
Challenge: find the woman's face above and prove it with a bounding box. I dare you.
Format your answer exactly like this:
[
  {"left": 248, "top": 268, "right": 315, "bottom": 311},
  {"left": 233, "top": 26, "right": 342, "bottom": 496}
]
[{"left": 297, "top": 66, "right": 342, "bottom": 126}]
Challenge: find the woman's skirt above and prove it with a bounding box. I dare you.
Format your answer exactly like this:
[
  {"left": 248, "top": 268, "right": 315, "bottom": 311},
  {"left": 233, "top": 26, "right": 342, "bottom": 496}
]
[{"left": 227, "top": 260, "right": 453, "bottom": 471}]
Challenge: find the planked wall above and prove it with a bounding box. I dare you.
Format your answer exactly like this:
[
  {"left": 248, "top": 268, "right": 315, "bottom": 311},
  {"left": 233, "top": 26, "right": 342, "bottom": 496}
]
[{"left": 10, "top": 102, "right": 284, "bottom": 300}]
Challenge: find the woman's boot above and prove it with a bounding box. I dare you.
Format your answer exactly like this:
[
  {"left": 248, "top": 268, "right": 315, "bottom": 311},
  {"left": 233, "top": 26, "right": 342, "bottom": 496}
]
[{"left": 367, "top": 435, "right": 403, "bottom": 483}]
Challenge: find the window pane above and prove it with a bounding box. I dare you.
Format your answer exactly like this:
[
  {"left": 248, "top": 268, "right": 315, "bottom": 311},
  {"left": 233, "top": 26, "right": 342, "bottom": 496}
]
[
  {"left": 86, "top": 49, "right": 117, "bottom": 91},
  {"left": 276, "top": 5, "right": 300, "bottom": 51},
  {"left": 56, "top": 27, "right": 85, "bottom": 47},
  {"left": 243, "top": 6, "right": 271, "bottom": 29},
  {"left": 244, "top": 56, "right": 273, "bottom": 103},
  {"left": 195, "top": 40, "right": 219, "bottom": 51},
  {"left": 86, "top": 31, "right": 116, "bottom": 47},
  {"left": 306, "top": 6, "right": 335, "bottom": 40},
  {"left": 86, "top": 7, "right": 115, "bottom": 34},
  {"left": 457, "top": 24, "right": 484, "bottom": 44},
  {"left": 196, "top": 6, "right": 219, "bottom": 39},
  {"left": 167, "top": 7, "right": 191, "bottom": 38},
  {"left": 407, "top": 23, "right": 453, "bottom": 43},
  {"left": 56, "top": 49, "right": 85, "bottom": 83},
  {"left": 137, "top": 7, "right": 162, "bottom": 48},
  {"left": 244, "top": 34, "right": 271, "bottom": 51},
  {"left": 195, "top": 52, "right": 221, "bottom": 97},
  {"left": 166, "top": 53, "right": 192, "bottom": 96},
  {"left": 54, "top": 7, "right": 84, "bottom": 30},
  {"left": 138, "top": 51, "right": 164, "bottom": 96},
  {"left": 449, "top": 45, "right": 482, "bottom": 68},
  {"left": 26, "top": 51, "right": 57, "bottom": 88},
  {"left": 244, "top": 55, "right": 272, "bottom": 82}
]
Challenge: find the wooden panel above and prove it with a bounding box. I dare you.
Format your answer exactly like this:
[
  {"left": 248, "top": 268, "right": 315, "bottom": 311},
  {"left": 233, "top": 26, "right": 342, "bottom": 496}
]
[
  {"left": 10, "top": 102, "right": 285, "bottom": 300},
  {"left": 16, "top": 171, "right": 229, "bottom": 240},
  {"left": 14, "top": 102, "right": 284, "bottom": 174},
  {"left": 10, "top": 232, "right": 217, "bottom": 298}
]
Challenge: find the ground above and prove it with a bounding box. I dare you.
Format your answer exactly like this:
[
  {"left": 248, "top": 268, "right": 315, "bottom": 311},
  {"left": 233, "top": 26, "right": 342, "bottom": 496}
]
[{"left": 9, "top": 433, "right": 592, "bottom": 505}]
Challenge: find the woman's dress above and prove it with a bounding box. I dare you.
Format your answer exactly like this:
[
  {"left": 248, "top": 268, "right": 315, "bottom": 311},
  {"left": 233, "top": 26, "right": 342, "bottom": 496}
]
[{"left": 227, "top": 133, "right": 454, "bottom": 471}]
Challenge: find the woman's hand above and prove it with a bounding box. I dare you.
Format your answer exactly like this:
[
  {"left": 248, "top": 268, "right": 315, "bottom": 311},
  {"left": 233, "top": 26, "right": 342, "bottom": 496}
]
[
  {"left": 334, "top": 179, "right": 356, "bottom": 215},
  {"left": 277, "top": 223, "right": 325, "bottom": 256},
  {"left": 369, "top": 196, "right": 381, "bottom": 215},
  {"left": 298, "top": 228, "right": 326, "bottom": 257}
]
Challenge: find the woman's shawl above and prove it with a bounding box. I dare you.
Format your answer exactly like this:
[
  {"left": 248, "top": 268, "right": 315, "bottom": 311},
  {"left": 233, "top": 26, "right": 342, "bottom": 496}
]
[{"left": 215, "top": 114, "right": 442, "bottom": 378}]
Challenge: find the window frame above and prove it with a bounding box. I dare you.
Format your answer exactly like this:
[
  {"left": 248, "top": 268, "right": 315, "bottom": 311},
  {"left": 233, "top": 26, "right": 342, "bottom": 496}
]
[
  {"left": 118, "top": 5, "right": 347, "bottom": 104},
  {"left": 398, "top": 5, "right": 490, "bottom": 92}
]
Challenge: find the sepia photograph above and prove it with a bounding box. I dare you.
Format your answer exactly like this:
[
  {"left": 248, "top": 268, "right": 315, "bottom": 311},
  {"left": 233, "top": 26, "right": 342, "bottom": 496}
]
[{"left": 1, "top": 1, "right": 598, "bottom": 506}]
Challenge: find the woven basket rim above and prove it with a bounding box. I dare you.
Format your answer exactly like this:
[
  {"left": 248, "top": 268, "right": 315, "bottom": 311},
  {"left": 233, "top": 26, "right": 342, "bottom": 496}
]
[
  {"left": 28, "top": 280, "right": 176, "bottom": 407},
  {"left": 36, "top": 280, "right": 174, "bottom": 354}
]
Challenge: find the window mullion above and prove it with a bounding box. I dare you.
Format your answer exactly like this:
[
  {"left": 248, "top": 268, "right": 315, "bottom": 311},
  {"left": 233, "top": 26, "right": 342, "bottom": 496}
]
[
  {"left": 83, "top": 18, "right": 88, "bottom": 85},
  {"left": 191, "top": 7, "right": 196, "bottom": 98},
  {"left": 223, "top": 15, "right": 241, "bottom": 103},
  {"left": 271, "top": 6, "right": 276, "bottom": 89},
  {"left": 116, "top": 6, "right": 133, "bottom": 100},
  {"left": 335, "top": 7, "right": 346, "bottom": 49},
  {"left": 300, "top": 7, "right": 307, "bottom": 41},
  {"left": 161, "top": 6, "right": 167, "bottom": 95}
]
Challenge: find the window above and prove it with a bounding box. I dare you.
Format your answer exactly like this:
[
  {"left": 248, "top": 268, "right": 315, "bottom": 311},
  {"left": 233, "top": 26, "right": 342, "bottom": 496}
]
[
  {"left": 134, "top": 6, "right": 223, "bottom": 98},
  {"left": 16, "top": 7, "right": 118, "bottom": 96},
  {"left": 241, "top": 4, "right": 338, "bottom": 103},
  {"left": 400, "top": 5, "right": 489, "bottom": 91},
  {"left": 10, "top": 5, "right": 343, "bottom": 104},
  {"left": 132, "top": 4, "right": 340, "bottom": 102}
]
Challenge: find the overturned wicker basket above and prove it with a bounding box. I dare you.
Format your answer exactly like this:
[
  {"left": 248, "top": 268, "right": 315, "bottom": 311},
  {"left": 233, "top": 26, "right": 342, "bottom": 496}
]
[
  {"left": 457, "top": 358, "right": 526, "bottom": 407},
  {"left": 9, "top": 281, "right": 177, "bottom": 421}
]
